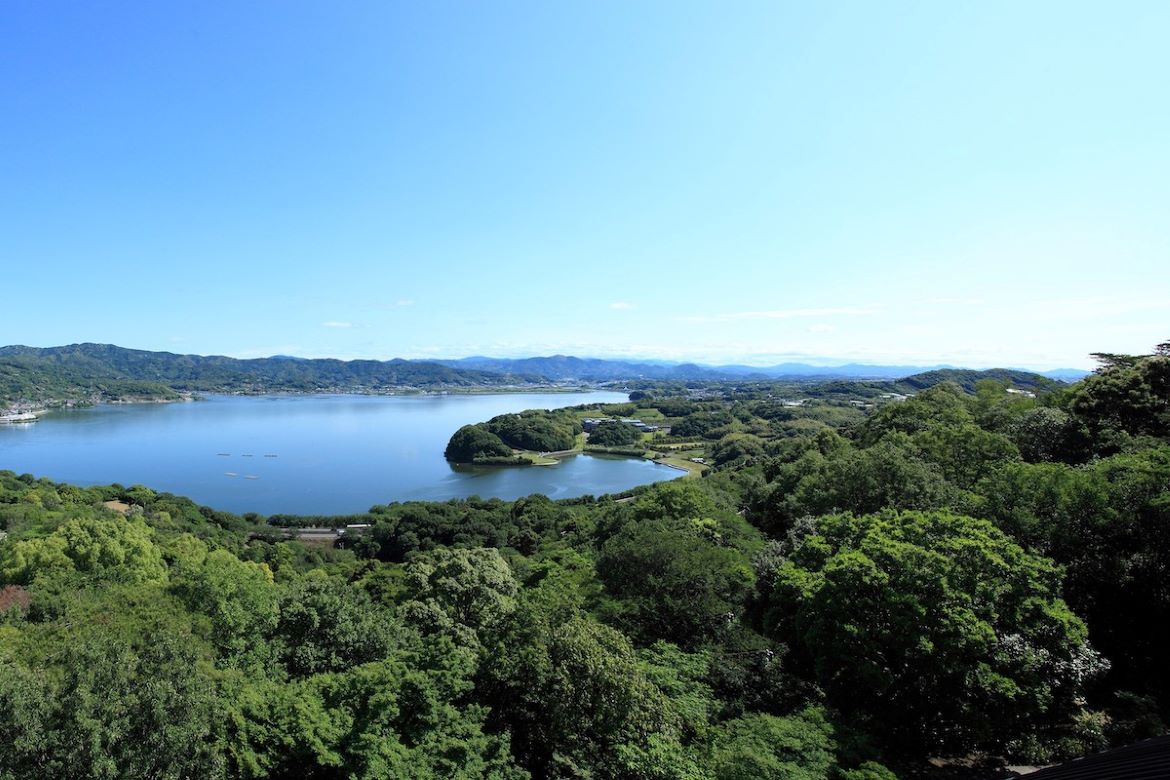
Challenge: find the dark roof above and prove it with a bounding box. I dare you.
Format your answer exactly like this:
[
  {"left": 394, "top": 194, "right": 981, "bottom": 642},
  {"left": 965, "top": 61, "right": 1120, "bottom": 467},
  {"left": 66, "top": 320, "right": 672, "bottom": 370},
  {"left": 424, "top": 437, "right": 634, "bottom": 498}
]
[{"left": 1009, "top": 735, "right": 1170, "bottom": 780}]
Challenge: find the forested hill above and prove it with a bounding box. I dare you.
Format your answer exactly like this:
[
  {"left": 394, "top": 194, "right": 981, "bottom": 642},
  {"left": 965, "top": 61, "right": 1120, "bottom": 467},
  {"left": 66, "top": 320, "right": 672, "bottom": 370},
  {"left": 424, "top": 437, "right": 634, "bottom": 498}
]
[
  {"left": 895, "top": 367, "right": 1064, "bottom": 393},
  {"left": 1, "top": 343, "right": 1081, "bottom": 408},
  {"left": 438, "top": 355, "right": 729, "bottom": 381},
  {"left": 439, "top": 355, "right": 1088, "bottom": 382},
  {"left": 0, "top": 343, "right": 537, "bottom": 406}
]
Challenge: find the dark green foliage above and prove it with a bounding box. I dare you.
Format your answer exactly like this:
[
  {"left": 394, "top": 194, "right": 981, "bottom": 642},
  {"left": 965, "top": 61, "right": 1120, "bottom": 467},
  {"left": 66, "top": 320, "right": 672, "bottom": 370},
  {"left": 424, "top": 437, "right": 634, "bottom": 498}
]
[
  {"left": 445, "top": 424, "right": 515, "bottom": 462},
  {"left": 711, "top": 433, "right": 765, "bottom": 466},
  {"left": 0, "top": 630, "right": 225, "bottom": 779},
  {"left": 1068, "top": 351, "right": 1170, "bottom": 445},
  {"left": 908, "top": 421, "right": 1019, "bottom": 488},
  {"left": 399, "top": 547, "right": 519, "bottom": 652},
  {"left": 479, "top": 603, "right": 675, "bottom": 778},
  {"left": 274, "top": 579, "right": 401, "bottom": 676},
  {"left": 973, "top": 448, "right": 1170, "bottom": 705},
  {"left": 649, "top": 398, "right": 698, "bottom": 417},
  {"left": 857, "top": 384, "right": 974, "bottom": 445},
  {"left": 760, "top": 437, "right": 957, "bottom": 533},
  {"left": 1010, "top": 406, "right": 1090, "bottom": 463},
  {"left": 484, "top": 409, "right": 579, "bottom": 452},
  {"left": 366, "top": 496, "right": 570, "bottom": 561},
  {"left": 225, "top": 652, "right": 527, "bottom": 779},
  {"left": 709, "top": 707, "right": 835, "bottom": 780},
  {"left": 0, "top": 343, "right": 530, "bottom": 406},
  {"left": 672, "top": 409, "right": 735, "bottom": 439},
  {"left": 761, "top": 510, "right": 1105, "bottom": 754},
  {"left": 597, "top": 517, "right": 755, "bottom": 647},
  {"left": 587, "top": 420, "right": 643, "bottom": 447}
]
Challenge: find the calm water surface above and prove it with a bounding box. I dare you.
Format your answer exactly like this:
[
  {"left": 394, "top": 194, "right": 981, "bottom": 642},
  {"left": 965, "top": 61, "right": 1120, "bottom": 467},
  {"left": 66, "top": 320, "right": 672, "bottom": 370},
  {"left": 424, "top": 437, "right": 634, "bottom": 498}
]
[{"left": 0, "top": 393, "right": 682, "bottom": 515}]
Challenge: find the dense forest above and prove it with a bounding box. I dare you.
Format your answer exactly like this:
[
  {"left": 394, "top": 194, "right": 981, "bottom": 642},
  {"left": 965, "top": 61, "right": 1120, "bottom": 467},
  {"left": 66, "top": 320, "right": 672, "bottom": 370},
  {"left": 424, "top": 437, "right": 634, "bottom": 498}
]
[
  {"left": 0, "top": 341, "right": 1166, "bottom": 778},
  {"left": 446, "top": 410, "right": 583, "bottom": 463}
]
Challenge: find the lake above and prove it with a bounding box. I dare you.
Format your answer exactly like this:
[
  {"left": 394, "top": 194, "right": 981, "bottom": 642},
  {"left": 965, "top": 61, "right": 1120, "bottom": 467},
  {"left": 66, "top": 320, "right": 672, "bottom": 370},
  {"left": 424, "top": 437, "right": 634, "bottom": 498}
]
[{"left": 0, "top": 392, "right": 682, "bottom": 515}]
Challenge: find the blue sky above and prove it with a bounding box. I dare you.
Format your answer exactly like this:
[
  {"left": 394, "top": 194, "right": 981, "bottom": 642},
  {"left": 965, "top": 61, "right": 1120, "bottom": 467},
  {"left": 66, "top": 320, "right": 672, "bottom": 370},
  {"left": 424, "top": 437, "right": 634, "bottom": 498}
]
[{"left": 2, "top": 1, "right": 1167, "bottom": 369}]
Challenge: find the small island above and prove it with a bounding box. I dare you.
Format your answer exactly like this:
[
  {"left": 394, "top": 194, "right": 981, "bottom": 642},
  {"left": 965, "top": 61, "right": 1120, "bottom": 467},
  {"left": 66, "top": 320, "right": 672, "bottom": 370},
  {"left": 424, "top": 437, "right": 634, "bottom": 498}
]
[
  {"left": 443, "top": 402, "right": 709, "bottom": 475},
  {"left": 444, "top": 408, "right": 583, "bottom": 465}
]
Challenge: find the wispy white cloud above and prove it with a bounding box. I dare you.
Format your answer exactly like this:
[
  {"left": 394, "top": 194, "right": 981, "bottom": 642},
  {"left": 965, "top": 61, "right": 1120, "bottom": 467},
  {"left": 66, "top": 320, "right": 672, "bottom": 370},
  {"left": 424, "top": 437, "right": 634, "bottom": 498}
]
[
  {"left": 925, "top": 297, "right": 986, "bottom": 306},
  {"left": 322, "top": 321, "right": 353, "bottom": 329},
  {"left": 676, "top": 306, "right": 879, "bottom": 324},
  {"left": 609, "top": 301, "right": 634, "bottom": 310}
]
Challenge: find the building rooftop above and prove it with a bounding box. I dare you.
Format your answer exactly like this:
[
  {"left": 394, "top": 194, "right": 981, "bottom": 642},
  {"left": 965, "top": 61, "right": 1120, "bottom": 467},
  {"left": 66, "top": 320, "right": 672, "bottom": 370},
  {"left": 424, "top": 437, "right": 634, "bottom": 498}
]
[{"left": 1004, "top": 735, "right": 1170, "bottom": 780}]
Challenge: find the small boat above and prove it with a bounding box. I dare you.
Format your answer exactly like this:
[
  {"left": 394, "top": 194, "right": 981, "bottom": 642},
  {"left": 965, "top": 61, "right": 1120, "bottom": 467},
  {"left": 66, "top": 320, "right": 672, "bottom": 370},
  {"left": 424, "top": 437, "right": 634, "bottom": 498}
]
[
  {"left": 244, "top": 475, "right": 259, "bottom": 480},
  {"left": 225, "top": 472, "right": 238, "bottom": 477},
  {"left": 217, "top": 453, "right": 231, "bottom": 456},
  {"left": 264, "top": 454, "right": 278, "bottom": 458},
  {"left": 241, "top": 454, "right": 254, "bottom": 458},
  {"left": 0, "top": 412, "right": 38, "bottom": 423}
]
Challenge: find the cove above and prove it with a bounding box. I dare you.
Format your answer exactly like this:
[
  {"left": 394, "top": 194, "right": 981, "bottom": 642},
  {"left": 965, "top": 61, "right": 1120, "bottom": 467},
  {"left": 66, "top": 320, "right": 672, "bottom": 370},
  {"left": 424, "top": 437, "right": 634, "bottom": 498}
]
[{"left": 0, "top": 392, "right": 682, "bottom": 515}]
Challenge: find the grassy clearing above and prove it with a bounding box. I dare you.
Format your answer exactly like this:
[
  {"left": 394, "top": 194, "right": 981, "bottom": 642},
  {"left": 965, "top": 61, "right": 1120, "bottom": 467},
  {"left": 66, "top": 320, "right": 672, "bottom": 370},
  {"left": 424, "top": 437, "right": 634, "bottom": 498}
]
[
  {"left": 652, "top": 440, "right": 704, "bottom": 451},
  {"left": 516, "top": 451, "right": 560, "bottom": 465},
  {"left": 653, "top": 453, "right": 708, "bottom": 476}
]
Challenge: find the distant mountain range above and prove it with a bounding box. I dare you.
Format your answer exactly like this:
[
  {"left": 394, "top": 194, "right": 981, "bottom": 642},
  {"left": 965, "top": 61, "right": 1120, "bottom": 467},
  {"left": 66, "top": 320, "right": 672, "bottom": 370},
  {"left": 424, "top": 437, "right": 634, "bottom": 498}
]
[
  {"left": 435, "top": 355, "right": 1089, "bottom": 383},
  {"left": 0, "top": 343, "right": 539, "bottom": 406},
  {"left": 0, "top": 343, "right": 1088, "bottom": 407}
]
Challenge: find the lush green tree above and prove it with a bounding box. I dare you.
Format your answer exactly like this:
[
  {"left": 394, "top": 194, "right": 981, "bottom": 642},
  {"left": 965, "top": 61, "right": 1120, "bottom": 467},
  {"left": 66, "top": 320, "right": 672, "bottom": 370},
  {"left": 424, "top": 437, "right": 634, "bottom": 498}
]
[
  {"left": 445, "top": 424, "right": 514, "bottom": 462},
  {"left": 587, "top": 420, "right": 643, "bottom": 447},
  {"left": 0, "top": 630, "right": 225, "bottom": 780},
  {"left": 399, "top": 547, "right": 519, "bottom": 653},
  {"left": 909, "top": 422, "right": 1020, "bottom": 489},
  {"left": 761, "top": 510, "right": 1105, "bottom": 754},
  {"left": 170, "top": 547, "right": 279, "bottom": 668},
  {"left": 969, "top": 378, "right": 1037, "bottom": 433},
  {"left": 633, "top": 481, "right": 720, "bottom": 524},
  {"left": 1068, "top": 348, "right": 1170, "bottom": 445},
  {"left": 1068, "top": 447, "right": 1170, "bottom": 704},
  {"left": 856, "top": 384, "right": 973, "bottom": 445},
  {"left": 484, "top": 410, "right": 579, "bottom": 452},
  {"left": 708, "top": 708, "right": 835, "bottom": 780},
  {"left": 597, "top": 518, "right": 754, "bottom": 647},
  {"left": 225, "top": 655, "right": 527, "bottom": 780},
  {"left": 1010, "top": 407, "right": 1090, "bottom": 463},
  {"left": 672, "top": 410, "right": 735, "bottom": 439},
  {"left": 974, "top": 461, "right": 1113, "bottom": 556},
  {"left": 0, "top": 515, "right": 166, "bottom": 587},
  {"left": 275, "top": 578, "right": 401, "bottom": 677},
  {"left": 480, "top": 607, "right": 673, "bottom": 779},
  {"left": 0, "top": 661, "right": 55, "bottom": 778},
  {"left": 762, "top": 437, "right": 956, "bottom": 533},
  {"left": 637, "top": 642, "right": 718, "bottom": 743},
  {"left": 977, "top": 448, "right": 1170, "bottom": 706},
  {"left": 711, "top": 434, "right": 765, "bottom": 467},
  {"left": 367, "top": 498, "right": 522, "bottom": 561}
]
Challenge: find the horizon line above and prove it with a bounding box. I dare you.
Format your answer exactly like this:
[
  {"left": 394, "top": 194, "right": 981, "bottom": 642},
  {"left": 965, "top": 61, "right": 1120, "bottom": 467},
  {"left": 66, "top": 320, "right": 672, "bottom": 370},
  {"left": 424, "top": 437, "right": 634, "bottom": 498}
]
[{"left": 3, "top": 341, "right": 1093, "bottom": 374}]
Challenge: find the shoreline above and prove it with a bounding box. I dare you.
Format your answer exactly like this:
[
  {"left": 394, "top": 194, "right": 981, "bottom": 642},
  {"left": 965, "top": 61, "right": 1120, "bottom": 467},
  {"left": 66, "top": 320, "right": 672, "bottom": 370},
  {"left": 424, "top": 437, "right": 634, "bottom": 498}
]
[{"left": 8, "top": 385, "right": 613, "bottom": 412}]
